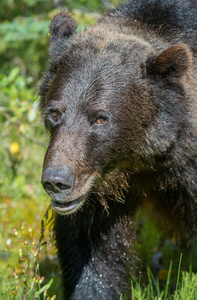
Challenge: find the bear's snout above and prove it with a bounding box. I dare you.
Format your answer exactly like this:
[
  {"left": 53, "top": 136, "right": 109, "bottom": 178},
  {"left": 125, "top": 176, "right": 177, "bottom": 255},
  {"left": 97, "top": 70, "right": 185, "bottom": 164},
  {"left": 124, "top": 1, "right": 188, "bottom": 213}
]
[
  {"left": 41, "top": 166, "right": 74, "bottom": 198},
  {"left": 41, "top": 167, "right": 87, "bottom": 214}
]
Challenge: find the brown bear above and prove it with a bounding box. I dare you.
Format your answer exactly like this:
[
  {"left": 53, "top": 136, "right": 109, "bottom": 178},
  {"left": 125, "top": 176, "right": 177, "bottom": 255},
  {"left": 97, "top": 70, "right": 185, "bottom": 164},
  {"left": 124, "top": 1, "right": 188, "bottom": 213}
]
[{"left": 40, "top": 0, "right": 197, "bottom": 299}]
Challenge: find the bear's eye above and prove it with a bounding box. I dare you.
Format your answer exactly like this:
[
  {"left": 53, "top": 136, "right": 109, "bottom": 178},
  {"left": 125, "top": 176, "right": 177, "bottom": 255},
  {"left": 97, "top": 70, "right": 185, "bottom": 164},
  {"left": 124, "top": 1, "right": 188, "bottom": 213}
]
[
  {"left": 95, "top": 117, "right": 107, "bottom": 125},
  {"left": 49, "top": 110, "right": 61, "bottom": 123}
]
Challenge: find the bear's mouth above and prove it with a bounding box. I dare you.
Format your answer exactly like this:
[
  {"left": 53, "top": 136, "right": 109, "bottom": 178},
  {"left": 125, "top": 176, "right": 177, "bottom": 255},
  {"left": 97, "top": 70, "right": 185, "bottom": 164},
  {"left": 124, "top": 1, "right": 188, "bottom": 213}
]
[{"left": 52, "top": 196, "right": 84, "bottom": 215}]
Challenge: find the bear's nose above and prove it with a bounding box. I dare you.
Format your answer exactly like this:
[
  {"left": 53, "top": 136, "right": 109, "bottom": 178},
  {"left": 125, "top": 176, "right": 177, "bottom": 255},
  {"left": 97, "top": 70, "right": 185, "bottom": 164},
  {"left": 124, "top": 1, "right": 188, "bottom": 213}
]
[{"left": 41, "top": 167, "right": 74, "bottom": 195}]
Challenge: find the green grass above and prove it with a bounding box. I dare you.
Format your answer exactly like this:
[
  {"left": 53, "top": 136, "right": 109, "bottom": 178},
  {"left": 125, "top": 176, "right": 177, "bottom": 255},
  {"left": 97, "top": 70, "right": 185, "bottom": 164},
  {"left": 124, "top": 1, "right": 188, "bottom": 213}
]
[{"left": 127, "top": 263, "right": 197, "bottom": 300}]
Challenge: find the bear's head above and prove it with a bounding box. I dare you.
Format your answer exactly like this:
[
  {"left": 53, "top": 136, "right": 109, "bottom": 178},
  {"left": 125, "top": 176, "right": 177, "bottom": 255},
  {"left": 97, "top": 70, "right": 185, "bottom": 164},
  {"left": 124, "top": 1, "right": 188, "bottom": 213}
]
[{"left": 40, "top": 12, "right": 192, "bottom": 215}]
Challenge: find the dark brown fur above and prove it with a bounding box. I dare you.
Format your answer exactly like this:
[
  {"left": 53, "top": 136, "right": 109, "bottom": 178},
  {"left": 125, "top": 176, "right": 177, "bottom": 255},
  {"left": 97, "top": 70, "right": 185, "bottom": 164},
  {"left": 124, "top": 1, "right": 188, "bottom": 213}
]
[{"left": 40, "top": 0, "right": 197, "bottom": 299}]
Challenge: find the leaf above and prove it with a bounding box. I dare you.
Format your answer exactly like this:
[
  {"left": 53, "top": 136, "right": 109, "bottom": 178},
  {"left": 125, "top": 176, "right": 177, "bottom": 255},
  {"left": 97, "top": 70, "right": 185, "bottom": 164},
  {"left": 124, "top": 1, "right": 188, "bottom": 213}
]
[
  {"left": 7, "top": 67, "right": 20, "bottom": 84},
  {"left": 35, "top": 279, "right": 53, "bottom": 297}
]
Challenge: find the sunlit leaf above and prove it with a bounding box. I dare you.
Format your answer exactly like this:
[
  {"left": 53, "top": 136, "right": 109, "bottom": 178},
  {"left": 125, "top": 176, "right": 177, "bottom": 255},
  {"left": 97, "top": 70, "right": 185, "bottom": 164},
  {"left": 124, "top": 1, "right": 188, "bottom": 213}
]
[{"left": 35, "top": 279, "right": 53, "bottom": 297}]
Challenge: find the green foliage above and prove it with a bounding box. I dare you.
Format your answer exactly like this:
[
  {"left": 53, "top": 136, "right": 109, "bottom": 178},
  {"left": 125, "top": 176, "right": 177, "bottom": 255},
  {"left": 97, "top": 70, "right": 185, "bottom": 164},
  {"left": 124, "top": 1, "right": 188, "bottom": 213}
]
[
  {"left": 173, "top": 272, "right": 197, "bottom": 300},
  {"left": 130, "top": 267, "right": 197, "bottom": 300},
  {"left": 0, "top": 219, "right": 57, "bottom": 299},
  {"left": 0, "top": 15, "right": 49, "bottom": 81},
  {"left": 136, "top": 215, "right": 161, "bottom": 266},
  {"left": 0, "top": 66, "right": 46, "bottom": 201}
]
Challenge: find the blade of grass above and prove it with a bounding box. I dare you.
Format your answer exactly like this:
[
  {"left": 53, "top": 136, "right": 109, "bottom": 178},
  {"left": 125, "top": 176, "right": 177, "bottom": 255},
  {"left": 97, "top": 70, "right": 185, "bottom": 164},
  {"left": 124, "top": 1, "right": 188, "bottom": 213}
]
[
  {"left": 164, "top": 261, "right": 173, "bottom": 300},
  {"left": 148, "top": 267, "right": 161, "bottom": 297},
  {"left": 147, "top": 268, "right": 155, "bottom": 299},
  {"left": 175, "top": 253, "right": 182, "bottom": 293},
  {"left": 35, "top": 278, "right": 53, "bottom": 298}
]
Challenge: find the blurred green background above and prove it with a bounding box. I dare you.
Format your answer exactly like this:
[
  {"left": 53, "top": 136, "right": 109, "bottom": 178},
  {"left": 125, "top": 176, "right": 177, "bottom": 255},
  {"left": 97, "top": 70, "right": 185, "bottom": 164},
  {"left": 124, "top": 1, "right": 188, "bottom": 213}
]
[{"left": 0, "top": 0, "right": 197, "bottom": 299}]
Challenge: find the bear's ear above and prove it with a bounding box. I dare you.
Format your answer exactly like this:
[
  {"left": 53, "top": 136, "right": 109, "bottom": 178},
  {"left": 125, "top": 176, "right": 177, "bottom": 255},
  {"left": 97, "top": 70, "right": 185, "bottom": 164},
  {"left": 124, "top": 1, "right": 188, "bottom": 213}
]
[
  {"left": 49, "top": 11, "right": 77, "bottom": 64},
  {"left": 146, "top": 44, "right": 192, "bottom": 78}
]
